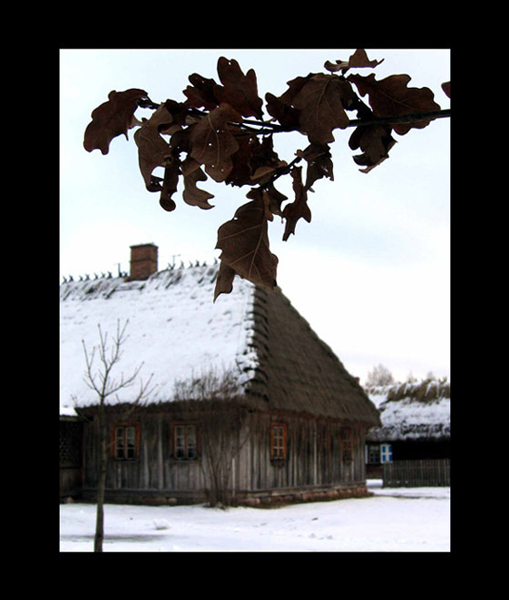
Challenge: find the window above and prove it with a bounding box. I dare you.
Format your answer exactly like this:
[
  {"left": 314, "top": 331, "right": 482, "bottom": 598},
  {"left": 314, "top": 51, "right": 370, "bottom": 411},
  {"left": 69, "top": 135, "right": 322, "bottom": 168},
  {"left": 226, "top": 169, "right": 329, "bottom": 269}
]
[
  {"left": 341, "top": 427, "right": 353, "bottom": 462},
  {"left": 366, "top": 443, "right": 381, "bottom": 465},
  {"left": 172, "top": 423, "right": 198, "bottom": 460},
  {"left": 380, "top": 443, "right": 393, "bottom": 463},
  {"left": 111, "top": 423, "right": 140, "bottom": 460},
  {"left": 270, "top": 423, "right": 287, "bottom": 461}
]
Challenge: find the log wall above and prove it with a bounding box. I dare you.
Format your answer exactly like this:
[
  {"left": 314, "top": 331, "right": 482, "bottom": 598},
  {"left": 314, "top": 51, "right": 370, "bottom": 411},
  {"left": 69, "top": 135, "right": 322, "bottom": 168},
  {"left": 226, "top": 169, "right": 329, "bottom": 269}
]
[{"left": 81, "top": 406, "right": 370, "bottom": 505}]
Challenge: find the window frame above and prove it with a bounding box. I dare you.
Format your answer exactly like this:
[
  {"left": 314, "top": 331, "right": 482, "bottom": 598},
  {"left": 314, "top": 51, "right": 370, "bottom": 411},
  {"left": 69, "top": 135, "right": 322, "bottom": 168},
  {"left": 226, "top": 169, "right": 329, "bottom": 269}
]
[
  {"left": 380, "top": 443, "right": 393, "bottom": 464},
  {"left": 111, "top": 422, "right": 140, "bottom": 461},
  {"left": 366, "top": 443, "right": 381, "bottom": 465},
  {"left": 340, "top": 427, "right": 353, "bottom": 462},
  {"left": 270, "top": 422, "right": 287, "bottom": 461},
  {"left": 171, "top": 422, "right": 199, "bottom": 461}
]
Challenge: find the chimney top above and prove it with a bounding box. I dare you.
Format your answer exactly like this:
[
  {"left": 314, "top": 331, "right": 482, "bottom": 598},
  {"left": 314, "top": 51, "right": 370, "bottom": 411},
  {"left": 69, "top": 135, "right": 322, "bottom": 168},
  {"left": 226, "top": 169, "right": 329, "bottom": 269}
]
[{"left": 128, "top": 243, "right": 158, "bottom": 281}]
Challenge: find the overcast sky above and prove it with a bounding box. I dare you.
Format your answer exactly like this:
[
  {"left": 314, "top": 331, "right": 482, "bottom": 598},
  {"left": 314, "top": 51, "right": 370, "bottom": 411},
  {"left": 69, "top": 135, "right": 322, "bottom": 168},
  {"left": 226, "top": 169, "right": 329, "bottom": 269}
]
[{"left": 59, "top": 48, "right": 450, "bottom": 385}]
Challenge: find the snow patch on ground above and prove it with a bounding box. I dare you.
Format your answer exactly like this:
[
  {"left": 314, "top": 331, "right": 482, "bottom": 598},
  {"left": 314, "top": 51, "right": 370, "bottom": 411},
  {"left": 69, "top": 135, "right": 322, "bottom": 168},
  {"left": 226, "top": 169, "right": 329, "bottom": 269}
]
[{"left": 59, "top": 482, "right": 450, "bottom": 552}]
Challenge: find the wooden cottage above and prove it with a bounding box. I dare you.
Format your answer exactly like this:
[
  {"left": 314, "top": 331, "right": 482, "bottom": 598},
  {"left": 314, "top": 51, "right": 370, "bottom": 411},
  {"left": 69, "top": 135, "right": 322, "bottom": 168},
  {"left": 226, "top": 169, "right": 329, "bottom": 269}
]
[
  {"left": 60, "top": 244, "right": 380, "bottom": 506},
  {"left": 365, "top": 381, "right": 450, "bottom": 485}
]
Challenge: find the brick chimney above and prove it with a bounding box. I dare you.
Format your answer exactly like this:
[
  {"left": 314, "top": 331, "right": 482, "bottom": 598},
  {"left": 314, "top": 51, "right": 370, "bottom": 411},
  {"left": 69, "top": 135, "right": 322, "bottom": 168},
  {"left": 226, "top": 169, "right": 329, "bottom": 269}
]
[{"left": 128, "top": 243, "right": 158, "bottom": 280}]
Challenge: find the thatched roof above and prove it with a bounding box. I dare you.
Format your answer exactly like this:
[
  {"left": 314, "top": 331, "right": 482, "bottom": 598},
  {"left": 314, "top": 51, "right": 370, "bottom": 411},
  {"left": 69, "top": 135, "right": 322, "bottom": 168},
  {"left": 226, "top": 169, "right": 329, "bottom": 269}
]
[
  {"left": 365, "top": 381, "right": 450, "bottom": 441},
  {"left": 60, "top": 263, "right": 379, "bottom": 426},
  {"left": 248, "top": 287, "right": 380, "bottom": 424}
]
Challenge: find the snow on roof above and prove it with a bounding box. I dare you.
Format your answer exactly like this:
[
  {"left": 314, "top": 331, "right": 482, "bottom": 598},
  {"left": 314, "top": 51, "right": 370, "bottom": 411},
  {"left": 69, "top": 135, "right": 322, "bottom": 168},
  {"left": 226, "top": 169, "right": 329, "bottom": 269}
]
[
  {"left": 366, "top": 382, "right": 450, "bottom": 441},
  {"left": 60, "top": 264, "right": 257, "bottom": 415}
]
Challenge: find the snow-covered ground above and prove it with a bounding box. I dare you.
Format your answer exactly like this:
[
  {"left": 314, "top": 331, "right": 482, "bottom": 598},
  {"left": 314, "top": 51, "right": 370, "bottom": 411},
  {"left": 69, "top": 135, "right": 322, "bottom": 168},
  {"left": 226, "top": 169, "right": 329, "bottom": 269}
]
[{"left": 59, "top": 481, "right": 450, "bottom": 552}]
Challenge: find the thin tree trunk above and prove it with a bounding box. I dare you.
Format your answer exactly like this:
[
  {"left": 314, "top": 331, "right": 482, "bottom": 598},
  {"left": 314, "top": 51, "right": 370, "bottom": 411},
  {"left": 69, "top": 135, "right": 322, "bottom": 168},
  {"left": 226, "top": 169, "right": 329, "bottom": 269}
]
[
  {"left": 94, "top": 406, "right": 107, "bottom": 552},
  {"left": 80, "top": 321, "right": 154, "bottom": 553}
]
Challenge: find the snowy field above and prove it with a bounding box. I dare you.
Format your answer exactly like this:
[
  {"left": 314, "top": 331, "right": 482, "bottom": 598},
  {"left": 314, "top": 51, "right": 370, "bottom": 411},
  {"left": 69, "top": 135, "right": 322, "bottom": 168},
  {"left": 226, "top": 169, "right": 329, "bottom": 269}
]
[{"left": 59, "top": 481, "right": 450, "bottom": 552}]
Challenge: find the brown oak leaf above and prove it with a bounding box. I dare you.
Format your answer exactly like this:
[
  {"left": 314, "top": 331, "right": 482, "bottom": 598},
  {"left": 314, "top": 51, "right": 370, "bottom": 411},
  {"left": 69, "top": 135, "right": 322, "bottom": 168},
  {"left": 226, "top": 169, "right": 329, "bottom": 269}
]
[
  {"left": 442, "top": 81, "right": 451, "bottom": 98},
  {"left": 134, "top": 124, "right": 173, "bottom": 188},
  {"left": 225, "top": 135, "right": 260, "bottom": 187},
  {"left": 348, "top": 73, "right": 441, "bottom": 135},
  {"left": 181, "top": 157, "right": 215, "bottom": 209},
  {"left": 282, "top": 167, "right": 312, "bottom": 241},
  {"left": 296, "top": 144, "right": 334, "bottom": 190},
  {"left": 264, "top": 183, "right": 288, "bottom": 217},
  {"left": 183, "top": 73, "right": 219, "bottom": 111},
  {"left": 279, "top": 74, "right": 315, "bottom": 103},
  {"left": 265, "top": 74, "right": 315, "bottom": 131},
  {"left": 349, "top": 124, "right": 396, "bottom": 173},
  {"left": 225, "top": 135, "right": 287, "bottom": 188},
  {"left": 249, "top": 136, "right": 286, "bottom": 182},
  {"left": 215, "top": 191, "right": 278, "bottom": 295},
  {"left": 324, "top": 49, "right": 384, "bottom": 73},
  {"left": 84, "top": 89, "right": 147, "bottom": 155},
  {"left": 163, "top": 99, "right": 191, "bottom": 127},
  {"left": 214, "top": 57, "right": 263, "bottom": 119},
  {"left": 146, "top": 103, "right": 174, "bottom": 132},
  {"left": 265, "top": 92, "right": 301, "bottom": 131},
  {"left": 159, "top": 163, "right": 180, "bottom": 212},
  {"left": 246, "top": 188, "right": 273, "bottom": 222},
  {"left": 189, "top": 103, "right": 241, "bottom": 182},
  {"left": 293, "top": 74, "right": 354, "bottom": 144},
  {"left": 213, "top": 261, "right": 236, "bottom": 302}
]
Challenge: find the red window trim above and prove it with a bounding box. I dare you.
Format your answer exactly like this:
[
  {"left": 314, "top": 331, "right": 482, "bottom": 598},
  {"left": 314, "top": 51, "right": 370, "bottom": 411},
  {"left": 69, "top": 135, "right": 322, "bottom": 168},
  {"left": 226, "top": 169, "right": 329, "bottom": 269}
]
[
  {"left": 270, "top": 422, "right": 287, "bottom": 461},
  {"left": 171, "top": 421, "right": 199, "bottom": 460},
  {"left": 110, "top": 422, "right": 141, "bottom": 460}
]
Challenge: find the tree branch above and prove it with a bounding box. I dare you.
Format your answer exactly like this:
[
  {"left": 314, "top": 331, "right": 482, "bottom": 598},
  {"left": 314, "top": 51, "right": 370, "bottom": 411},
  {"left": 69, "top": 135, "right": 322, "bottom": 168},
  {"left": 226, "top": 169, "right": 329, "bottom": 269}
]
[
  {"left": 230, "top": 109, "right": 451, "bottom": 136},
  {"left": 136, "top": 93, "right": 450, "bottom": 136},
  {"left": 346, "top": 109, "right": 450, "bottom": 129},
  {"left": 80, "top": 319, "right": 155, "bottom": 406}
]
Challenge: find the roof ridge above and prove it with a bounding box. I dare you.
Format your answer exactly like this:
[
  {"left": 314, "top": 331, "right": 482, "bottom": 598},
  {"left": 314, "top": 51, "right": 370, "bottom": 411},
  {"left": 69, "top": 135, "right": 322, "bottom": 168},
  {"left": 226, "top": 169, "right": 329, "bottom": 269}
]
[{"left": 61, "top": 259, "right": 220, "bottom": 287}]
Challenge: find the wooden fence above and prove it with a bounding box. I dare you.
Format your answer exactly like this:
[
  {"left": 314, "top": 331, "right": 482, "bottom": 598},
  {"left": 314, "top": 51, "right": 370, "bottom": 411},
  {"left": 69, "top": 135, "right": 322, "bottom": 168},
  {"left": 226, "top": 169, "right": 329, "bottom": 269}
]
[{"left": 382, "top": 459, "right": 450, "bottom": 487}]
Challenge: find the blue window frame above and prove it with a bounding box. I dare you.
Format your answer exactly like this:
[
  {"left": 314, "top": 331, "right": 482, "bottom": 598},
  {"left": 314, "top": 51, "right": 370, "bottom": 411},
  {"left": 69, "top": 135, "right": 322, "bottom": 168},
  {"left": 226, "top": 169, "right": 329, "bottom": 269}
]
[{"left": 380, "top": 443, "right": 393, "bottom": 463}]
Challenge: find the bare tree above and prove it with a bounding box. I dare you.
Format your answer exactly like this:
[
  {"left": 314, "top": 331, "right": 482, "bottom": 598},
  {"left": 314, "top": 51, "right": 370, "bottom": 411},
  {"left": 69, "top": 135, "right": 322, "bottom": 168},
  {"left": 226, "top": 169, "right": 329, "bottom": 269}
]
[
  {"left": 173, "top": 367, "right": 249, "bottom": 507},
  {"left": 365, "top": 363, "right": 395, "bottom": 387},
  {"left": 80, "top": 319, "right": 154, "bottom": 551}
]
